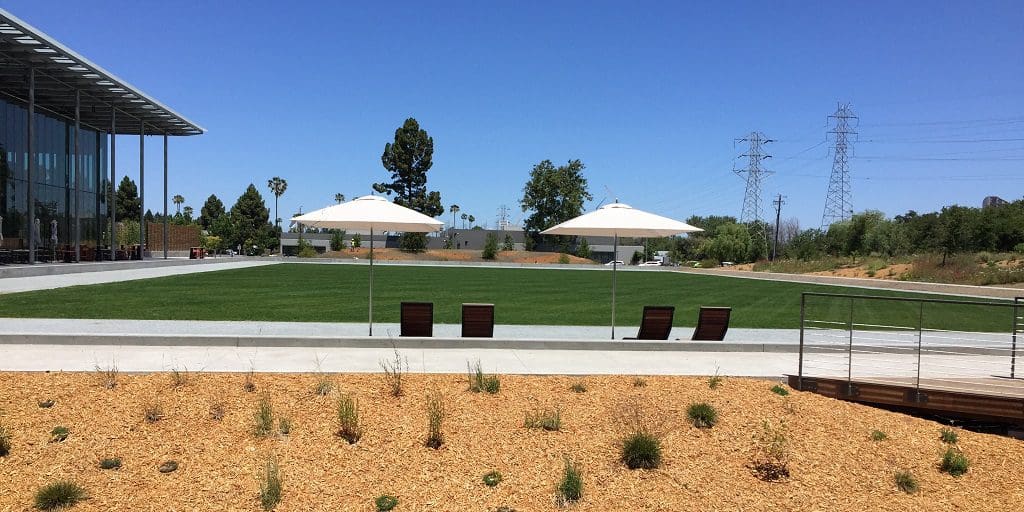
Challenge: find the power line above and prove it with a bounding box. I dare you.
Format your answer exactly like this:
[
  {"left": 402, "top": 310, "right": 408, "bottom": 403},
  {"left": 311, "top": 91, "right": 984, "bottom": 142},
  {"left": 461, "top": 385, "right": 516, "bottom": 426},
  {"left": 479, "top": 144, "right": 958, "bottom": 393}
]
[{"left": 821, "top": 102, "right": 857, "bottom": 228}]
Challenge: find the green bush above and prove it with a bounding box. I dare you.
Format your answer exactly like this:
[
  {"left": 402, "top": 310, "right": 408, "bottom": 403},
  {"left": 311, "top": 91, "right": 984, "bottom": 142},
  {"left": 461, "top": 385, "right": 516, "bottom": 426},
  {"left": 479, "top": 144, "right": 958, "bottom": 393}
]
[
  {"left": 253, "top": 393, "right": 275, "bottom": 437},
  {"left": 482, "top": 233, "right": 498, "bottom": 260},
  {"left": 482, "top": 470, "right": 503, "bottom": 487},
  {"left": 34, "top": 481, "right": 87, "bottom": 510},
  {"left": 894, "top": 470, "right": 918, "bottom": 493},
  {"left": 259, "top": 456, "right": 282, "bottom": 511},
  {"left": 467, "top": 360, "right": 500, "bottom": 394},
  {"left": 502, "top": 234, "right": 515, "bottom": 251},
  {"left": 621, "top": 431, "right": 662, "bottom": 469},
  {"left": 336, "top": 394, "right": 362, "bottom": 444},
  {"left": 329, "top": 231, "right": 346, "bottom": 251},
  {"left": 558, "top": 253, "right": 570, "bottom": 264},
  {"left": 50, "top": 426, "right": 69, "bottom": 443},
  {"left": 576, "top": 238, "right": 592, "bottom": 259},
  {"left": 556, "top": 457, "right": 583, "bottom": 505},
  {"left": 524, "top": 407, "right": 562, "bottom": 432},
  {"left": 1015, "top": 242, "right": 1024, "bottom": 254},
  {"left": 399, "top": 232, "right": 427, "bottom": 253},
  {"left": 940, "top": 446, "right": 969, "bottom": 477},
  {"left": 375, "top": 495, "right": 398, "bottom": 511},
  {"left": 351, "top": 233, "right": 362, "bottom": 248},
  {"left": 870, "top": 429, "right": 888, "bottom": 442},
  {"left": 99, "top": 458, "right": 122, "bottom": 470},
  {"left": 770, "top": 384, "right": 790, "bottom": 396},
  {"left": 940, "top": 427, "right": 958, "bottom": 444},
  {"left": 699, "top": 258, "right": 719, "bottom": 268},
  {"left": 686, "top": 402, "right": 718, "bottom": 429}
]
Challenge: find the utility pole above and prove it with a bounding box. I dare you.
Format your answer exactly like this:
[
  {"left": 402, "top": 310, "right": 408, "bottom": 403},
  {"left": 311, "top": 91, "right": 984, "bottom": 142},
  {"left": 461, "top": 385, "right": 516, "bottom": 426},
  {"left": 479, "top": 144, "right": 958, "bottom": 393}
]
[
  {"left": 735, "top": 132, "right": 773, "bottom": 259},
  {"left": 821, "top": 102, "right": 857, "bottom": 228},
  {"left": 772, "top": 194, "right": 786, "bottom": 261}
]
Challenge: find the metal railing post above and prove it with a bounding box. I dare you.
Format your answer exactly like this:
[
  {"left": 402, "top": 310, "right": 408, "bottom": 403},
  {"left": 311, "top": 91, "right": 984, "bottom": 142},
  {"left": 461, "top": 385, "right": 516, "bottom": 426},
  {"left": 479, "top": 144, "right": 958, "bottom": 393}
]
[
  {"left": 1013, "top": 297, "right": 1021, "bottom": 379},
  {"left": 798, "top": 293, "right": 806, "bottom": 389},
  {"left": 847, "top": 296, "right": 854, "bottom": 394},
  {"left": 915, "top": 300, "right": 924, "bottom": 397}
]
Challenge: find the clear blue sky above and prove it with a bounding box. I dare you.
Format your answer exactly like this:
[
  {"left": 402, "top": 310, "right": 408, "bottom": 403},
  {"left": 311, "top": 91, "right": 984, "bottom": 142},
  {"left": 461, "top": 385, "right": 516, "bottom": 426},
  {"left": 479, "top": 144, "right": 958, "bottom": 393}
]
[{"left": 9, "top": 0, "right": 1024, "bottom": 230}]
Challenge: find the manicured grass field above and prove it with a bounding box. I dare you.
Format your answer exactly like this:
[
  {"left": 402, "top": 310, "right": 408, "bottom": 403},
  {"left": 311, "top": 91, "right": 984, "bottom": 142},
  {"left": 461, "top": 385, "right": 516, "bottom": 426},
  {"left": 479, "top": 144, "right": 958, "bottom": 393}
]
[{"left": 0, "top": 263, "right": 1011, "bottom": 329}]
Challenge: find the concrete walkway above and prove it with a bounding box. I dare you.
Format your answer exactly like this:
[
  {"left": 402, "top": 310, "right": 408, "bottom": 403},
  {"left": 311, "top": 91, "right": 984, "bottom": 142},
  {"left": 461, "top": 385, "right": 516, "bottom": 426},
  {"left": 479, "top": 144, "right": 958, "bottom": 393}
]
[{"left": 0, "top": 259, "right": 277, "bottom": 294}]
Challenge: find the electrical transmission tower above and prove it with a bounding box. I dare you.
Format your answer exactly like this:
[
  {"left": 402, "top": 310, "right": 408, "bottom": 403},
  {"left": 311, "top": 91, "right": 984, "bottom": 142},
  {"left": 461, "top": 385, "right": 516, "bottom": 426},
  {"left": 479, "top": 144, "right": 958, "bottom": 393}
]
[
  {"left": 734, "top": 132, "right": 773, "bottom": 256},
  {"left": 820, "top": 103, "right": 858, "bottom": 228},
  {"left": 496, "top": 204, "right": 510, "bottom": 230}
]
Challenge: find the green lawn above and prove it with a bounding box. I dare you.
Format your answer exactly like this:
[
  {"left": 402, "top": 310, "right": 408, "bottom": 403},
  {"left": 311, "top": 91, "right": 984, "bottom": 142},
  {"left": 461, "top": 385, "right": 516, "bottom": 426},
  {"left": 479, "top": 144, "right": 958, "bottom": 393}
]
[{"left": 0, "top": 263, "right": 1013, "bottom": 330}]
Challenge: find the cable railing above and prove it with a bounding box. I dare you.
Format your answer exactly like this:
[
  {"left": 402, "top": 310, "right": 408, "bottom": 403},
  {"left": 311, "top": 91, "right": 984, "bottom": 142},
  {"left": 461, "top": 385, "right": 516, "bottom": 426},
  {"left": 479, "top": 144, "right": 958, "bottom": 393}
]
[{"left": 797, "top": 292, "right": 1023, "bottom": 399}]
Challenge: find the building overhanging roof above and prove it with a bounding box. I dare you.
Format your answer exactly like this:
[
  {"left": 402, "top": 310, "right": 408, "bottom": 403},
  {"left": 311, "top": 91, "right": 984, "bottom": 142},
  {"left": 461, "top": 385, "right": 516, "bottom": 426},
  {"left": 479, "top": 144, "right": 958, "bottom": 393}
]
[{"left": 0, "top": 8, "right": 204, "bottom": 136}]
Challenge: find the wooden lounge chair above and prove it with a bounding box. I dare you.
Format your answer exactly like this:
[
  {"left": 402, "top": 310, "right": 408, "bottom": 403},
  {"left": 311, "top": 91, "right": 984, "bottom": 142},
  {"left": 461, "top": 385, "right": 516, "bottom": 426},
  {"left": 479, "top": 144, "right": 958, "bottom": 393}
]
[
  {"left": 624, "top": 306, "right": 675, "bottom": 340},
  {"left": 461, "top": 303, "right": 495, "bottom": 338},
  {"left": 400, "top": 302, "right": 433, "bottom": 337},
  {"left": 691, "top": 306, "right": 731, "bottom": 341}
]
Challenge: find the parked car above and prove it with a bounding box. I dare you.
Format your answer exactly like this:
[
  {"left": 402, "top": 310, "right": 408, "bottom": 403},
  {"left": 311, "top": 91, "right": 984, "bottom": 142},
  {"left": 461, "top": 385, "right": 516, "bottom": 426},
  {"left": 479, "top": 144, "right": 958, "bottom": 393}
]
[
  {"left": 604, "top": 260, "right": 625, "bottom": 266},
  {"left": 639, "top": 261, "right": 662, "bottom": 266}
]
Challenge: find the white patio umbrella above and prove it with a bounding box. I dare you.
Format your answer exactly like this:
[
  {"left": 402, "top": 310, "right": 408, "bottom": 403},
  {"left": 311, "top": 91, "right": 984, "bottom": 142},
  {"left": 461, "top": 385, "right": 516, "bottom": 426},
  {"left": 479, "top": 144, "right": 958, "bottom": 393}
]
[
  {"left": 291, "top": 195, "right": 444, "bottom": 335},
  {"left": 541, "top": 201, "right": 702, "bottom": 338}
]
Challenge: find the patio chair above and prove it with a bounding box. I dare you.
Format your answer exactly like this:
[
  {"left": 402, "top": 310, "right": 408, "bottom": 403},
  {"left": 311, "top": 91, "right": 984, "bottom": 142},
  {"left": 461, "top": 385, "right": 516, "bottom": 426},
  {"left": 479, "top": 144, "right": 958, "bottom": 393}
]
[
  {"left": 461, "top": 303, "right": 495, "bottom": 338},
  {"left": 400, "top": 301, "right": 433, "bottom": 337},
  {"left": 691, "top": 306, "right": 731, "bottom": 341},
  {"left": 624, "top": 306, "right": 675, "bottom": 340}
]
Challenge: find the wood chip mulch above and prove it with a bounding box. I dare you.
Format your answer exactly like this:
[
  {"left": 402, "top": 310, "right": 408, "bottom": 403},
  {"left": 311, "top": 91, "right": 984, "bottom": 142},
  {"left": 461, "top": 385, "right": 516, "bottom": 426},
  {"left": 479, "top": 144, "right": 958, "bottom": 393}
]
[{"left": 0, "top": 372, "right": 1022, "bottom": 511}]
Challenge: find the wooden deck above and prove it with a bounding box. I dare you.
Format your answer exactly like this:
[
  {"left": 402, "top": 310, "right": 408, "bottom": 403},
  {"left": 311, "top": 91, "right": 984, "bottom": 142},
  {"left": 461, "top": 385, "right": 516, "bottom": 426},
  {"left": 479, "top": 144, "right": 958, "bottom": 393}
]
[{"left": 788, "top": 374, "right": 1024, "bottom": 423}]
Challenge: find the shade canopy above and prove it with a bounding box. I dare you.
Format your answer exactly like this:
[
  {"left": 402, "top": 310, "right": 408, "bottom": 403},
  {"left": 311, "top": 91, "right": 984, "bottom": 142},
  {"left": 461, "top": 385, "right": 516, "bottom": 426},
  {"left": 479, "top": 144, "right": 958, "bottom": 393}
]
[
  {"left": 541, "top": 202, "right": 703, "bottom": 237},
  {"left": 291, "top": 195, "right": 444, "bottom": 233}
]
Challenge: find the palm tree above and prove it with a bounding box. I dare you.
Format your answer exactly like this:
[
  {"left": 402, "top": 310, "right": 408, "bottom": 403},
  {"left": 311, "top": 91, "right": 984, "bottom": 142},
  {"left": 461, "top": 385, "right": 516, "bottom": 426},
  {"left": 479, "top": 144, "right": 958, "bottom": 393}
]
[
  {"left": 449, "top": 204, "right": 460, "bottom": 232},
  {"left": 334, "top": 193, "right": 345, "bottom": 204},
  {"left": 266, "top": 177, "right": 288, "bottom": 229},
  {"left": 172, "top": 194, "right": 184, "bottom": 214},
  {"left": 182, "top": 206, "right": 194, "bottom": 222},
  {"left": 467, "top": 214, "right": 475, "bottom": 228},
  {"left": 460, "top": 213, "right": 468, "bottom": 229}
]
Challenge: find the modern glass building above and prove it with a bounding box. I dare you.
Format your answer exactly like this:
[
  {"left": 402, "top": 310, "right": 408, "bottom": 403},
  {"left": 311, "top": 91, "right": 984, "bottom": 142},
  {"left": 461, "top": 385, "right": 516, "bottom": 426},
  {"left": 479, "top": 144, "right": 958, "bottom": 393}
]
[{"left": 0, "top": 8, "right": 203, "bottom": 263}]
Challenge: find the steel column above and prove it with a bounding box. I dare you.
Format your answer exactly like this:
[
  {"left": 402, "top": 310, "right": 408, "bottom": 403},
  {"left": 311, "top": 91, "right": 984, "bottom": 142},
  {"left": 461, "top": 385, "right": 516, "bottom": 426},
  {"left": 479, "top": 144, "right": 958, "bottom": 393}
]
[
  {"left": 369, "top": 226, "right": 374, "bottom": 336},
  {"left": 1013, "top": 297, "right": 1021, "bottom": 379},
  {"left": 139, "top": 121, "right": 145, "bottom": 259},
  {"left": 846, "top": 296, "right": 854, "bottom": 395},
  {"left": 798, "top": 293, "right": 806, "bottom": 389},
  {"left": 74, "top": 89, "right": 80, "bottom": 262},
  {"left": 163, "top": 134, "right": 168, "bottom": 259},
  {"left": 26, "top": 67, "right": 35, "bottom": 264},
  {"left": 916, "top": 300, "right": 925, "bottom": 396},
  {"left": 611, "top": 233, "right": 618, "bottom": 339},
  {"left": 110, "top": 107, "right": 116, "bottom": 261}
]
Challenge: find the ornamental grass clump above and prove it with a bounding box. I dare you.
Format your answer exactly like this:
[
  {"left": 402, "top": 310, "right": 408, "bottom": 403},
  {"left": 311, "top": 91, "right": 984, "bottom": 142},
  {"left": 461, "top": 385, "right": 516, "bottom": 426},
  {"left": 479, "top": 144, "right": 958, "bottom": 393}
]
[
  {"left": 0, "top": 421, "right": 10, "bottom": 456},
  {"left": 95, "top": 362, "right": 118, "bottom": 390},
  {"left": 375, "top": 494, "right": 398, "bottom": 511},
  {"left": 940, "top": 427, "right": 959, "bottom": 444},
  {"left": 770, "top": 384, "right": 789, "bottom": 396},
  {"left": 169, "top": 366, "right": 189, "bottom": 387},
  {"left": 336, "top": 394, "right": 362, "bottom": 444},
  {"left": 632, "top": 377, "right": 647, "bottom": 388},
  {"left": 894, "top": 470, "right": 919, "bottom": 493},
  {"left": 144, "top": 401, "right": 164, "bottom": 423},
  {"left": 50, "top": 426, "right": 70, "bottom": 443},
  {"left": 617, "top": 397, "right": 665, "bottom": 470},
  {"left": 569, "top": 380, "right": 587, "bottom": 393},
  {"left": 708, "top": 367, "right": 723, "bottom": 389},
  {"left": 99, "top": 458, "right": 122, "bottom": 470},
  {"left": 687, "top": 402, "right": 718, "bottom": 429},
  {"left": 482, "top": 470, "right": 503, "bottom": 487},
  {"left": 467, "top": 359, "right": 500, "bottom": 394},
  {"left": 556, "top": 457, "right": 583, "bottom": 505},
  {"left": 524, "top": 407, "right": 562, "bottom": 432},
  {"left": 425, "top": 391, "right": 445, "bottom": 449},
  {"left": 258, "top": 456, "right": 282, "bottom": 510},
  {"left": 940, "top": 446, "right": 970, "bottom": 477},
  {"left": 380, "top": 349, "right": 408, "bottom": 397},
  {"left": 34, "top": 481, "right": 87, "bottom": 510},
  {"left": 750, "top": 419, "right": 790, "bottom": 481},
  {"left": 253, "top": 393, "right": 275, "bottom": 437},
  {"left": 870, "top": 429, "right": 888, "bottom": 442}
]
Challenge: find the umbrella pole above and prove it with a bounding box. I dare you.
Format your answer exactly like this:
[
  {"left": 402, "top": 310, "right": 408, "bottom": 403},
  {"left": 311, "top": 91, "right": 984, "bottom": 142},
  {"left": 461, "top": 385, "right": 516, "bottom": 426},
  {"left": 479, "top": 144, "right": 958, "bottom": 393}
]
[
  {"left": 611, "top": 234, "right": 618, "bottom": 339},
  {"left": 369, "top": 227, "right": 374, "bottom": 336}
]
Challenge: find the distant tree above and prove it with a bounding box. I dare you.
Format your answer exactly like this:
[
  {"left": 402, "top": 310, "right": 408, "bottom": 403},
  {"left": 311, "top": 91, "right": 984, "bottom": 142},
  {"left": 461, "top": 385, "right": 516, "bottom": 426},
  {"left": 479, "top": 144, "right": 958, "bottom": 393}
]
[
  {"left": 330, "top": 230, "right": 346, "bottom": 251},
  {"left": 267, "top": 177, "right": 288, "bottom": 230},
  {"left": 520, "top": 159, "right": 592, "bottom": 245},
  {"left": 199, "top": 194, "right": 225, "bottom": 230},
  {"left": 115, "top": 176, "right": 141, "bottom": 221},
  {"left": 502, "top": 234, "right": 515, "bottom": 251},
  {"left": 461, "top": 213, "right": 468, "bottom": 228},
  {"left": 937, "top": 205, "right": 975, "bottom": 265},
  {"left": 374, "top": 118, "right": 443, "bottom": 252},
  {"left": 182, "top": 206, "right": 194, "bottom": 224},
  {"left": 172, "top": 194, "right": 184, "bottom": 214},
  {"left": 467, "top": 214, "right": 475, "bottom": 228},
  {"left": 334, "top": 193, "right": 345, "bottom": 204},
  {"left": 449, "top": 204, "right": 460, "bottom": 231},
  {"left": 482, "top": 233, "right": 498, "bottom": 260},
  {"left": 705, "top": 223, "right": 752, "bottom": 263},
  {"left": 144, "top": 209, "right": 154, "bottom": 224},
  {"left": 576, "top": 238, "right": 592, "bottom": 260},
  {"left": 230, "top": 184, "right": 275, "bottom": 254}
]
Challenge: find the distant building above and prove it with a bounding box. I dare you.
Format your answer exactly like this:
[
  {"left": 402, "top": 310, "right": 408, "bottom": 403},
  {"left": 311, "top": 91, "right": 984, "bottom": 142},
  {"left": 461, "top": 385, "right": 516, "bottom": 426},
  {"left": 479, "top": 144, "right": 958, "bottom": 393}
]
[{"left": 982, "top": 196, "right": 1008, "bottom": 208}]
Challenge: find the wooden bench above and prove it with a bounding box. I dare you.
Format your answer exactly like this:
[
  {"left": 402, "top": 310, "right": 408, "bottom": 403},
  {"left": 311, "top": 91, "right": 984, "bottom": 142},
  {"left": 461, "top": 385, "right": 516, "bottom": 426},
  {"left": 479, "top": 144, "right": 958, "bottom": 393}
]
[
  {"left": 625, "top": 306, "right": 675, "bottom": 340},
  {"left": 461, "top": 303, "right": 495, "bottom": 338},
  {"left": 691, "top": 306, "right": 731, "bottom": 341},
  {"left": 400, "top": 302, "right": 433, "bottom": 337}
]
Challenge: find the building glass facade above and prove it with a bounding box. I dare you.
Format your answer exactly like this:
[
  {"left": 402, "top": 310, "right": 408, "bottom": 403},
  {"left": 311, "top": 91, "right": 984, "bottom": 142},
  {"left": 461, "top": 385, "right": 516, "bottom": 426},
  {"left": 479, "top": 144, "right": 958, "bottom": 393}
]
[{"left": 0, "top": 95, "right": 108, "bottom": 251}]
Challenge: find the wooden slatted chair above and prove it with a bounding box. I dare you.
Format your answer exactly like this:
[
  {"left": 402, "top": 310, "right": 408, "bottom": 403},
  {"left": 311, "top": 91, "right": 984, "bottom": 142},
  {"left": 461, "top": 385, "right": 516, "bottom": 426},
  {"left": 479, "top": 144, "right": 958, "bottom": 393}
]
[
  {"left": 624, "top": 306, "right": 675, "bottom": 340},
  {"left": 461, "top": 303, "right": 495, "bottom": 338},
  {"left": 691, "top": 306, "right": 732, "bottom": 341},
  {"left": 400, "top": 302, "right": 434, "bottom": 337}
]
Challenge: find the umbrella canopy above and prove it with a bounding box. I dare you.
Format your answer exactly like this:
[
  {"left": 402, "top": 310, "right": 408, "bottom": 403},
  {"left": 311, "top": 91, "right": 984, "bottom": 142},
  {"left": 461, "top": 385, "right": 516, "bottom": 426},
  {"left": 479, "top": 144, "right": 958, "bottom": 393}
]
[
  {"left": 541, "top": 201, "right": 702, "bottom": 339},
  {"left": 290, "top": 195, "right": 444, "bottom": 335}
]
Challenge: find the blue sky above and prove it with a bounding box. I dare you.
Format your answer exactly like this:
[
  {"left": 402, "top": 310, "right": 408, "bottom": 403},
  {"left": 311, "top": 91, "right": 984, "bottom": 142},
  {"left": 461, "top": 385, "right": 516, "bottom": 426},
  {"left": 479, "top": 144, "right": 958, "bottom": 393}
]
[{"left": 8, "top": 1, "right": 1024, "bottom": 229}]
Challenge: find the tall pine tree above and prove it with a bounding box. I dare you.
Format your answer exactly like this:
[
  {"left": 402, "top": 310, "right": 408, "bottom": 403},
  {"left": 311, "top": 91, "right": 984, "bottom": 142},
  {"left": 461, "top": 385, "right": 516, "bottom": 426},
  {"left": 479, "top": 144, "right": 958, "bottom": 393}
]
[{"left": 374, "top": 118, "right": 443, "bottom": 252}]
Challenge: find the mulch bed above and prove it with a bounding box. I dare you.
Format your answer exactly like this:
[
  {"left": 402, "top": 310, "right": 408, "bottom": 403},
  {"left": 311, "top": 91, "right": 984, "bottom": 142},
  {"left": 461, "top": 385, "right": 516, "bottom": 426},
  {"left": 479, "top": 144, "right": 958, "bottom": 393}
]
[{"left": 0, "top": 372, "right": 1022, "bottom": 511}]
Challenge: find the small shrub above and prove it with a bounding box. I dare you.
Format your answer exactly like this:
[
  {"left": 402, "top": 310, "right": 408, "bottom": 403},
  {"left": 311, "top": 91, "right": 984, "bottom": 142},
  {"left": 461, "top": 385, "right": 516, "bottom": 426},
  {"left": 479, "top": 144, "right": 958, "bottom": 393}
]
[
  {"left": 244, "top": 364, "right": 257, "bottom": 393},
  {"left": 38, "top": 399, "right": 55, "bottom": 408},
  {"left": 569, "top": 380, "right": 587, "bottom": 393},
  {"left": 482, "top": 233, "right": 498, "bottom": 260},
  {"left": 278, "top": 417, "right": 291, "bottom": 435},
  {"left": 95, "top": 362, "right": 118, "bottom": 389},
  {"left": 381, "top": 349, "right": 408, "bottom": 397},
  {"left": 556, "top": 457, "right": 583, "bottom": 505},
  {"left": 50, "top": 426, "right": 69, "bottom": 443},
  {"left": 621, "top": 431, "right": 662, "bottom": 469},
  {"left": 632, "top": 377, "right": 647, "bottom": 387},
  {"left": 770, "top": 384, "right": 790, "bottom": 396},
  {"left": 524, "top": 407, "right": 562, "bottom": 432},
  {"left": 699, "top": 257, "right": 719, "bottom": 268},
  {"left": 870, "top": 429, "right": 888, "bottom": 442},
  {"left": 210, "top": 401, "right": 226, "bottom": 421},
  {"left": 558, "top": 252, "right": 571, "bottom": 264},
  {"left": 375, "top": 494, "right": 398, "bottom": 511},
  {"left": 467, "top": 359, "right": 500, "bottom": 394},
  {"left": 894, "top": 470, "right": 918, "bottom": 493},
  {"left": 312, "top": 355, "right": 333, "bottom": 396},
  {"left": 169, "top": 366, "right": 189, "bottom": 387},
  {"left": 940, "top": 446, "right": 969, "bottom": 477},
  {"left": 0, "top": 422, "right": 10, "bottom": 456},
  {"left": 99, "top": 458, "right": 122, "bottom": 470},
  {"left": 253, "top": 393, "right": 275, "bottom": 437},
  {"left": 708, "top": 368, "right": 723, "bottom": 389},
  {"left": 336, "top": 394, "right": 362, "bottom": 444},
  {"left": 144, "top": 402, "right": 164, "bottom": 423},
  {"left": 425, "top": 391, "right": 445, "bottom": 449},
  {"left": 865, "top": 269, "right": 876, "bottom": 277},
  {"left": 687, "top": 402, "right": 718, "bottom": 429},
  {"left": 482, "top": 470, "right": 503, "bottom": 487},
  {"left": 750, "top": 419, "right": 789, "bottom": 481},
  {"left": 259, "top": 456, "right": 282, "bottom": 511},
  {"left": 940, "top": 427, "right": 958, "bottom": 444},
  {"left": 34, "top": 481, "right": 86, "bottom": 510}
]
